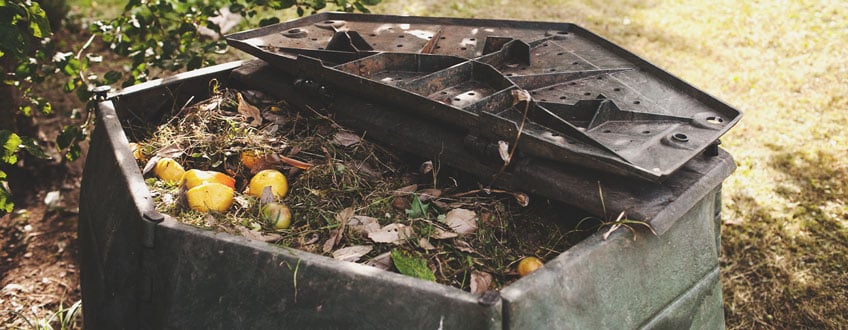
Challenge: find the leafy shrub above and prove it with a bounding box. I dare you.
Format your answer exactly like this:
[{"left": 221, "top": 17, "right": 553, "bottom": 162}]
[{"left": 0, "top": 0, "right": 380, "bottom": 215}]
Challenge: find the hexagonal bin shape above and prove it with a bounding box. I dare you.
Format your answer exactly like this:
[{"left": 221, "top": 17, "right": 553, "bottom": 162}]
[{"left": 79, "top": 59, "right": 734, "bottom": 329}]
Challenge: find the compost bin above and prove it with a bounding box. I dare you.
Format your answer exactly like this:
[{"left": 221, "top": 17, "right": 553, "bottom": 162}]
[{"left": 79, "top": 13, "right": 739, "bottom": 329}]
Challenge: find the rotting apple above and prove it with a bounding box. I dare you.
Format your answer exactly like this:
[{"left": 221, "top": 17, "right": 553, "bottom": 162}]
[
  {"left": 261, "top": 202, "right": 292, "bottom": 229},
  {"left": 517, "top": 256, "right": 544, "bottom": 277},
  {"left": 186, "top": 182, "right": 235, "bottom": 213},
  {"left": 247, "top": 169, "right": 288, "bottom": 199},
  {"left": 129, "top": 142, "right": 145, "bottom": 161},
  {"left": 154, "top": 157, "right": 185, "bottom": 184},
  {"left": 183, "top": 169, "right": 236, "bottom": 190}
]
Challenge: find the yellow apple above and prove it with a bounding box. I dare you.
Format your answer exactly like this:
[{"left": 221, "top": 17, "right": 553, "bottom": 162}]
[
  {"left": 186, "top": 182, "right": 234, "bottom": 213},
  {"left": 247, "top": 169, "right": 288, "bottom": 199}
]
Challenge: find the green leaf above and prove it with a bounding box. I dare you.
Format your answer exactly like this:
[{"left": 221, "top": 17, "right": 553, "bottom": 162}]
[
  {"left": 359, "top": 0, "right": 381, "bottom": 6},
  {"left": 404, "top": 194, "right": 429, "bottom": 218},
  {"left": 391, "top": 249, "right": 436, "bottom": 282},
  {"left": 0, "top": 172, "right": 13, "bottom": 215},
  {"left": 20, "top": 136, "right": 50, "bottom": 160},
  {"left": 0, "top": 130, "right": 21, "bottom": 164},
  {"left": 57, "top": 125, "right": 85, "bottom": 161},
  {"left": 62, "top": 57, "right": 81, "bottom": 76},
  {"left": 25, "top": 1, "right": 51, "bottom": 38},
  {"left": 104, "top": 70, "right": 123, "bottom": 84},
  {"left": 259, "top": 17, "right": 280, "bottom": 26}
]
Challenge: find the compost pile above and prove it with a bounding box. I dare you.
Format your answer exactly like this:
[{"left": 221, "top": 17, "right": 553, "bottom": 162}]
[{"left": 131, "top": 83, "right": 592, "bottom": 291}]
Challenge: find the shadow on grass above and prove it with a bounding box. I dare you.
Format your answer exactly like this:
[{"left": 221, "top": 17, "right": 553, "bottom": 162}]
[{"left": 722, "top": 149, "right": 848, "bottom": 329}]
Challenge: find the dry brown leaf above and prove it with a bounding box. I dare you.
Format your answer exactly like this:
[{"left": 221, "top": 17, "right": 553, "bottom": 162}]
[
  {"left": 418, "top": 188, "right": 442, "bottom": 202},
  {"left": 430, "top": 227, "right": 458, "bottom": 240},
  {"left": 454, "top": 240, "right": 476, "bottom": 253},
  {"left": 365, "top": 252, "right": 393, "bottom": 270},
  {"left": 514, "top": 192, "right": 530, "bottom": 207},
  {"left": 354, "top": 161, "right": 383, "bottom": 179},
  {"left": 278, "top": 154, "right": 314, "bottom": 170},
  {"left": 349, "top": 215, "right": 381, "bottom": 235},
  {"left": 511, "top": 89, "right": 532, "bottom": 105},
  {"left": 393, "top": 184, "right": 419, "bottom": 196},
  {"left": 143, "top": 144, "right": 184, "bottom": 174},
  {"left": 324, "top": 208, "right": 354, "bottom": 252},
  {"left": 237, "top": 92, "right": 262, "bottom": 127},
  {"left": 333, "top": 131, "right": 362, "bottom": 147},
  {"left": 497, "top": 140, "right": 510, "bottom": 164},
  {"left": 419, "top": 160, "right": 433, "bottom": 174},
  {"left": 368, "top": 223, "right": 413, "bottom": 244},
  {"left": 236, "top": 226, "right": 282, "bottom": 242},
  {"left": 445, "top": 208, "right": 478, "bottom": 235},
  {"left": 392, "top": 196, "right": 411, "bottom": 210},
  {"left": 333, "top": 245, "right": 373, "bottom": 262},
  {"left": 419, "top": 238, "right": 436, "bottom": 250},
  {"left": 470, "top": 271, "right": 493, "bottom": 294},
  {"left": 323, "top": 229, "right": 342, "bottom": 253}
]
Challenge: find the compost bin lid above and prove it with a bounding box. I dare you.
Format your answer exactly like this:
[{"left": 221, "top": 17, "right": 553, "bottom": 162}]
[{"left": 226, "top": 13, "right": 741, "bottom": 181}]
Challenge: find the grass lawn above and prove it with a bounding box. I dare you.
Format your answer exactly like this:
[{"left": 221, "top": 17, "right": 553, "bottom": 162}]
[{"left": 373, "top": 0, "right": 848, "bottom": 327}]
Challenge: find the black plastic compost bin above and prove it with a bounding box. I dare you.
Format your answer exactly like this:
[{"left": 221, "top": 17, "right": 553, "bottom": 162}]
[{"left": 79, "top": 13, "right": 739, "bottom": 329}]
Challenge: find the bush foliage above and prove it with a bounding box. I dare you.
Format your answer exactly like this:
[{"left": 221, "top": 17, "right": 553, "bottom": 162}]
[{"left": 0, "top": 0, "right": 380, "bottom": 214}]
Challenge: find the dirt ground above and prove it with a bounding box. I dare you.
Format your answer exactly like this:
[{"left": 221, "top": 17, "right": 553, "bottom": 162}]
[
  {"left": 1, "top": 75, "right": 87, "bottom": 327},
  {"left": 0, "top": 158, "right": 85, "bottom": 328}
]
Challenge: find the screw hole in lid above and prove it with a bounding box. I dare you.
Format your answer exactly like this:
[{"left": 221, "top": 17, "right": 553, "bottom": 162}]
[
  {"left": 613, "top": 88, "right": 621, "bottom": 91},
  {"left": 634, "top": 100, "right": 641, "bottom": 104},
  {"left": 672, "top": 133, "right": 689, "bottom": 142},
  {"left": 706, "top": 116, "right": 724, "bottom": 124},
  {"left": 603, "top": 129, "right": 612, "bottom": 133}
]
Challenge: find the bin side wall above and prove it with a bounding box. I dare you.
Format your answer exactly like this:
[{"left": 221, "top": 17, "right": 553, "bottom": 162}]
[
  {"left": 79, "top": 103, "right": 150, "bottom": 328},
  {"left": 502, "top": 188, "right": 722, "bottom": 329},
  {"left": 151, "top": 220, "right": 501, "bottom": 330}
]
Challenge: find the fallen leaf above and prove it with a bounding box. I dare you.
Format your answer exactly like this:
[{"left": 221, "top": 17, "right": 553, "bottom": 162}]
[
  {"left": 497, "top": 140, "right": 510, "bottom": 164},
  {"left": 323, "top": 229, "right": 342, "bottom": 253},
  {"left": 419, "top": 238, "right": 436, "bottom": 250},
  {"left": 156, "top": 143, "right": 184, "bottom": 159},
  {"left": 349, "top": 215, "right": 381, "bottom": 235},
  {"left": 470, "top": 271, "right": 493, "bottom": 294},
  {"left": 333, "top": 245, "right": 373, "bottom": 262},
  {"left": 430, "top": 227, "right": 458, "bottom": 240},
  {"left": 511, "top": 89, "right": 532, "bottom": 105},
  {"left": 301, "top": 233, "right": 320, "bottom": 245},
  {"left": 333, "top": 131, "right": 362, "bottom": 147},
  {"left": 454, "top": 240, "right": 476, "bottom": 253},
  {"left": 279, "top": 154, "right": 313, "bottom": 170},
  {"left": 418, "top": 188, "right": 442, "bottom": 202},
  {"left": 236, "top": 226, "right": 282, "bottom": 242},
  {"left": 444, "top": 208, "right": 478, "bottom": 235},
  {"left": 237, "top": 92, "right": 262, "bottom": 127},
  {"left": 392, "top": 196, "right": 411, "bottom": 210},
  {"left": 419, "top": 160, "right": 433, "bottom": 174},
  {"left": 368, "top": 223, "right": 413, "bottom": 244},
  {"left": 513, "top": 192, "right": 530, "bottom": 207},
  {"left": 354, "top": 161, "right": 382, "bottom": 179},
  {"left": 391, "top": 249, "right": 436, "bottom": 281},
  {"left": 324, "top": 207, "right": 354, "bottom": 252},
  {"left": 365, "top": 252, "right": 393, "bottom": 270},
  {"left": 393, "top": 184, "right": 418, "bottom": 196}
]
